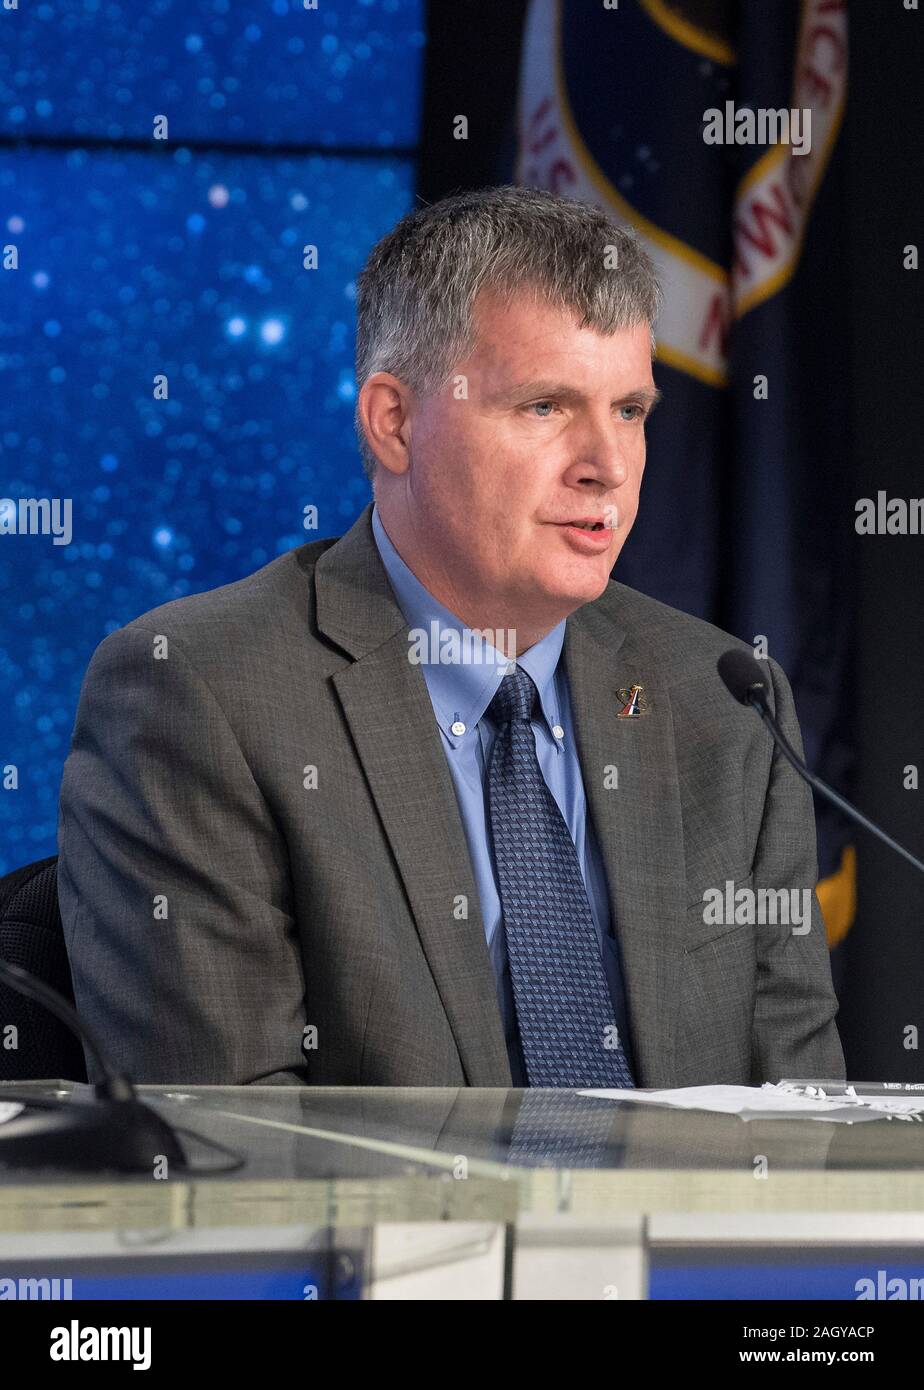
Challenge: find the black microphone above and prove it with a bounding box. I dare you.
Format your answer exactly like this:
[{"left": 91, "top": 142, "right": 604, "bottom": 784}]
[
  {"left": 718, "top": 649, "right": 924, "bottom": 877},
  {"left": 0, "top": 957, "right": 189, "bottom": 1174}
]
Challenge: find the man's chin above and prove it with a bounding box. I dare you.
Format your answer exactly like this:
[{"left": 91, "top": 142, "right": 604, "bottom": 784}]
[
  {"left": 570, "top": 578, "right": 612, "bottom": 608},
  {"left": 563, "top": 562, "right": 614, "bottom": 601},
  {"left": 534, "top": 571, "right": 612, "bottom": 617}
]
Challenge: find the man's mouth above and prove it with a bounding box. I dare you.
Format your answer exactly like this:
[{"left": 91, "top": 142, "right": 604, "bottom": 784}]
[{"left": 548, "top": 517, "right": 614, "bottom": 551}]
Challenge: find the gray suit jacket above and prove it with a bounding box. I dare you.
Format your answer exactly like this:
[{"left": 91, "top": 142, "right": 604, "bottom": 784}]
[{"left": 57, "top": 502, "right": 845, "bottom": 1088}]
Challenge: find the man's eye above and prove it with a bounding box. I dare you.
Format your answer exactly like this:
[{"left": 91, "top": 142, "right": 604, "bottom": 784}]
[
  {"left": 524, "top": 400, "right": 557, "bottom": 417},
  {"left": 620, "top": 403, "right": 646, "bottom": 422}
]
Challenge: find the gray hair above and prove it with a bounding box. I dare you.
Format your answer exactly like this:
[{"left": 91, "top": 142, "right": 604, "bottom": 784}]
[{"left": 353, "top": 183, "right": 663, "bottom": 480}]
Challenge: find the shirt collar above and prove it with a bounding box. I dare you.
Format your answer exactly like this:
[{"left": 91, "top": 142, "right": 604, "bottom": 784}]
[{"left": 371, "top": 503, "right": 566, "bottom": 749}]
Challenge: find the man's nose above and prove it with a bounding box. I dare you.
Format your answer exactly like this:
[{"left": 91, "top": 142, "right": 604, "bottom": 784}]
[{"left": 565, "top": 421, "right": 632, "bottom": 489}]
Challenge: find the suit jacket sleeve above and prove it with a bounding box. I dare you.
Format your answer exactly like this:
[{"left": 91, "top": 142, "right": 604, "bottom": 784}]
[
  {"left": 748, "top": 656, "right": 846, "bottom": 1084},
  {"left": 57, "top": 623, "right": 309, "bottom": 1086}
]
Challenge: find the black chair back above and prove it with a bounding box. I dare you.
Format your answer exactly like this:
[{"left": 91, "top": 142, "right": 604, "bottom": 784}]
[{"left": 0, "top": 856, "right": 87, "bottom": 1082}]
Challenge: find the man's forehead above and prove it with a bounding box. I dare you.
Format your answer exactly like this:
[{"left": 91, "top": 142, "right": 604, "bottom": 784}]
[
  {"left": 472, "top": 287, "right": 589, "bottom": 337},
  {"left": 469, "top": 289, "right": 650, "bottom": 360},
  {"left": 464, "top": 293, "right": 653, "bottom": 396}
]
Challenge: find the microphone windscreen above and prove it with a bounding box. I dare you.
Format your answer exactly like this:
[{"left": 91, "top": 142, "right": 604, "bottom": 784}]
[{"left": 717, "top": 649, "right": 771, "bottom": 707}]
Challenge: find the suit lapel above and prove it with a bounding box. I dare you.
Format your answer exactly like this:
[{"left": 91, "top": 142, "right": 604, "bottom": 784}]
[
  {"left": 314, "top": 506, "right": 512, "bottom": 1086},
  {"left": 564, "top": 599, "right": 687, "bottom": 1087}
]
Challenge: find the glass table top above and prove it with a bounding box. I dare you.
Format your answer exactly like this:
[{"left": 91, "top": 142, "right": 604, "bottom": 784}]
[{"left": 2, "top": 1080, "right": 924, "bottom": 1234}]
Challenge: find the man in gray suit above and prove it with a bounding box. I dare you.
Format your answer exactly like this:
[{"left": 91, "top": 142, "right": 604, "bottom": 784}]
[{"left": 58, "top": 186, "right": 845, "bottom": 1089}]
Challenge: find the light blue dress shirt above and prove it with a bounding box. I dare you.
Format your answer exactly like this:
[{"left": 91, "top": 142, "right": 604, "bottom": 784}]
[{"left": 370, "top": 503, "right": 635, "bottom": 1085}]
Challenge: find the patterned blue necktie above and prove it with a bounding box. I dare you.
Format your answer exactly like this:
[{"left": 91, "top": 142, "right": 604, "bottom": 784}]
[
  {"left": 486, "top": 665, "right": 635, "bottom": 1089},
  {"left": 505, "top": 1090, "right": 624, "bottom": 1168}
]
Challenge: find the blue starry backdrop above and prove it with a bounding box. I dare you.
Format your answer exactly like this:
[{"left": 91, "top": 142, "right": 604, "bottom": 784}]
[{"left": 0, "top": 0, "right": 424, "bottom": 873}]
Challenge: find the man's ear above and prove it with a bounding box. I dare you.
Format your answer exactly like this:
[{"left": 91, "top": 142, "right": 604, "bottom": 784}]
[{"left": 357, "top": 372, "right": 413, "bottom": 476}]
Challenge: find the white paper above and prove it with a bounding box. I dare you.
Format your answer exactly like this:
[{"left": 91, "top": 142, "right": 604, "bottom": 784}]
[{"left": 577, "top": 1083, "right": 924, "bottom": 1123}]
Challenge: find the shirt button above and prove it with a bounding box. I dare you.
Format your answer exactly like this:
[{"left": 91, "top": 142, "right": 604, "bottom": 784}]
[
  {"left": 552, "top": 725, "right": 565, "bottom": 739},
  {"left": 451, "top": 721, "right": 466, "bottom": 736}
]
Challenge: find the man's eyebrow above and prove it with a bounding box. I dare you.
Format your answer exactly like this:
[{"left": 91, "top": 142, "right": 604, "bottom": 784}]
[{"left": 489, "top": 380, "right": 663, "bottom": 408}]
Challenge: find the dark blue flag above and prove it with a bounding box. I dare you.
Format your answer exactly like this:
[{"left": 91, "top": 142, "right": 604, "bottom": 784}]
[{"left": 515, "top": 0, "right": 855, "bottom": 955}]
